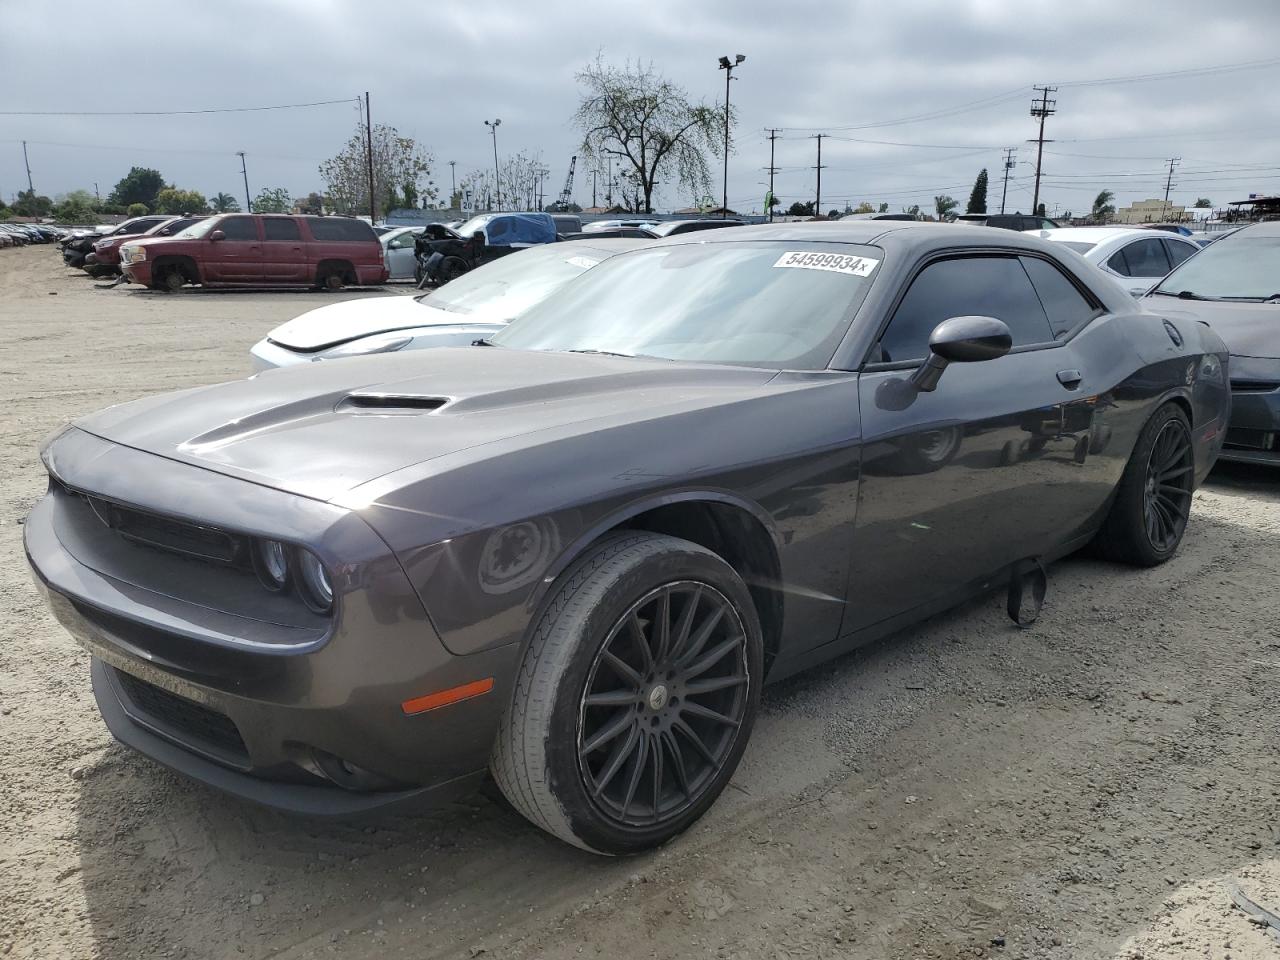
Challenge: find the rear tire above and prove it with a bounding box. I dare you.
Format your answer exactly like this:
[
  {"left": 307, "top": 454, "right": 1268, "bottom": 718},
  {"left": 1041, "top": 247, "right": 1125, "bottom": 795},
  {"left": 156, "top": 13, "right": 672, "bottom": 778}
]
[
  {"left": 491, "top": 532, "right": 762, "bottom": 855},
  {"left": 1094, "top": 402, "right": 1194, "bottom": 566}
]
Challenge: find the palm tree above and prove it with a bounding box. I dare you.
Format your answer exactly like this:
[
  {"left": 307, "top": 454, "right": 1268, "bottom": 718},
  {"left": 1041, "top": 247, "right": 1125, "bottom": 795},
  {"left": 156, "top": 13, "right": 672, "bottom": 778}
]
[
  {"left": 934, "top": 194, "right": 958, "bottom": 221},
  {"left": 211, "top": 192, "right": 240, "bottom": 213},
  {"left": 1091, "top": 190, "right": 1115, "bottom": 224}
]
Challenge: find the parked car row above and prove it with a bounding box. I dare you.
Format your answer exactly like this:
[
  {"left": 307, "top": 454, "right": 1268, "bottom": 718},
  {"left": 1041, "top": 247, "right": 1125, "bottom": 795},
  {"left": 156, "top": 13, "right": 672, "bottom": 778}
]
[
  {"left": 27, "top": 219, "right": 1242, "bottom": 857},
  {"left": 0, "top": 222, "right": 66, "bottom": 247}
]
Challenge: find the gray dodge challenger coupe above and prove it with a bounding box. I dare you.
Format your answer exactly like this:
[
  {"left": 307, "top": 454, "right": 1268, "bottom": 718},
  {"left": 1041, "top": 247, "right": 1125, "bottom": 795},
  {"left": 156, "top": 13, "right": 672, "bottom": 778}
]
[{"left": 25, "top": 223, "right": 1229, "bottom": 854}]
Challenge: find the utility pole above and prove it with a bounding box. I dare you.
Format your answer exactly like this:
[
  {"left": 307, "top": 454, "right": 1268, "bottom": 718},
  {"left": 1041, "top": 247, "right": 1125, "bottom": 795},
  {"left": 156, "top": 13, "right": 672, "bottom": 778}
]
[
  {"left": 94, "top": 182, "right": 100, "bottom": 202},
  {"left": 717, "top": 54, "right": 746, "bottom": 218},
  {"left": 484, "top": 119, "right": 502, "bottom": 210},
  {"left": 591, "top": 168, "right": 597, "bottom": 208},
  {"left": 236, "top": 151, "right": 251, "bottom": 213},
  {"left": 364, "top": 92, "right": 376, "bottom": 224},
  {"left": 999, "top": 147, "right": 1016, "bottom": 215},
  {"left": 813, "top": 134, "right": 827, "bottom": 218},
  {"left": 1162, "top": 157, "right": 1180, "bottom": 221},
  {"left": 1028, "top": 86, "right": 1057, "bottom": 218},
  {"left": 21, "top": 140, "right": 33, "bottom": 194},
  {"left": 448, "top": 160, "right": 456, "bottom": 209},
  {"left": 765, "top": 127, "right": 780, "bottom": 222}
]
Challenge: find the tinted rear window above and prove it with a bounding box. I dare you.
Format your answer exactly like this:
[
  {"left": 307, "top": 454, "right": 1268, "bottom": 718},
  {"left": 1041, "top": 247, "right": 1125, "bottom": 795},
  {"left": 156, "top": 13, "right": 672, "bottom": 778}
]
[
  {"left": 263, "top": 218, "right": 301, "bottom": 241},
  {"left": 305, "top": 217, "right": 376, "bottom": 242}
]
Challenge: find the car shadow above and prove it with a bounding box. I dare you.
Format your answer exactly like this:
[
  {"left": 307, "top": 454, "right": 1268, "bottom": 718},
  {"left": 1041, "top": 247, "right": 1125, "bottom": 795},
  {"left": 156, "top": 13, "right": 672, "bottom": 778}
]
[
  {"left": 116, "top": 286, "right": 399, "bottom": 297},
  {"left": 1204, "top": 460, "right": 1280, "bottom": 503}
]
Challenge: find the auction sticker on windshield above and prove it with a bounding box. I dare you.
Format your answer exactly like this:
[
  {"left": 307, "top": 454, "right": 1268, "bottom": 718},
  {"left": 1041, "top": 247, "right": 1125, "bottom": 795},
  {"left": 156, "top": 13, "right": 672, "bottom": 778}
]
[
  {"left": 565, "top": 255, "right": 601, "bottom": 270},
  {"left": 773, "top": 251, "right": 879, "bottom": 277}
]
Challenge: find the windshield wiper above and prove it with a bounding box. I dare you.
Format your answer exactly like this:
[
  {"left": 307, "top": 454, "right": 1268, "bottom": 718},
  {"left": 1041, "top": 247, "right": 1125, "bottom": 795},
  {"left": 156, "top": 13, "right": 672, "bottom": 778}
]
[
  {"left": 1150, "top": 289, "right": 1213, "bottom": 300},
  {"left": 472, "top": 337, "right": 499, "bottom": 347},
  {"left": 567, "top": 348, "right": 636, "bottom": 358}
]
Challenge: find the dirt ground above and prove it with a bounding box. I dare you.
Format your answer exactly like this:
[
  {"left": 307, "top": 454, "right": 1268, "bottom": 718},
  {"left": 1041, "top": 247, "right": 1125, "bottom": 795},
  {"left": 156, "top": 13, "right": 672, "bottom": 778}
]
[{"left": 1, "top": 244, "right": 1277, "bottom": 960}]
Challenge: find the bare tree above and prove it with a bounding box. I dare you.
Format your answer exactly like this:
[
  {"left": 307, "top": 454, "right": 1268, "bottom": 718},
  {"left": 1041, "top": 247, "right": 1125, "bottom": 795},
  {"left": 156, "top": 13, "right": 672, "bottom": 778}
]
[
  {"left": 573, "top": 55, "right": 724, "bottom": 214},
  {"left": 319, "top": 121, "right": 436, "bottom": 217}
]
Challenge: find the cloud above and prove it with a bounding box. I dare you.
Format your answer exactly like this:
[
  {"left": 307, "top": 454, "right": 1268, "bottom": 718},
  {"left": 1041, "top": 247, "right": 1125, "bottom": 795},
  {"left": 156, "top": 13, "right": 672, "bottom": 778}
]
[{"left": 2, "top": 0, "right": 1277, "bottom": 216}]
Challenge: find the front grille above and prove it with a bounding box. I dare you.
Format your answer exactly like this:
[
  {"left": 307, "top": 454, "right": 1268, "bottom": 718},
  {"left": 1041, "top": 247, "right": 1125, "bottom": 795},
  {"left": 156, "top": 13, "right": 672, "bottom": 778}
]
[
  {"left": 83, "top": 493, "right": 244, "bottom": 565},
  {"left": 1230, "top": 380, "right": 1280, "bottom": 394},
  {"left": 114, "top": 669, "right": 249, "bottom": 762},
  {"left": 1224, "top": 428, "right": 1278, "bottom": 452}
]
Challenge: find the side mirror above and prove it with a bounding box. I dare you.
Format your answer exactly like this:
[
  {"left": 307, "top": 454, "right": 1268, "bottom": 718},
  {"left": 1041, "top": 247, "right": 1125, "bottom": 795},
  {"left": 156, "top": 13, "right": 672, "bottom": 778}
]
[
  {"left": 209, "top": 229, "right": 226, "bottom": 241},
  {"left": 909, "top": 315, "right": 1012, "bottom": 392}
]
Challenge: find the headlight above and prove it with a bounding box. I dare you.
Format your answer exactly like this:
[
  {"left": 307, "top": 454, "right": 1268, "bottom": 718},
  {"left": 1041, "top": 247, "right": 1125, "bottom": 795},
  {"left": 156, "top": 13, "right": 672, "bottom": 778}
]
[
  {"left": 318, "top": 332, "right": 413, "bottom": 360},
  {"left": 253, "top": 538, "right": 289, "bottom": 590},
  {"left": 296, "top": 550, "right": 334, "bottom": 612},
  {"left": 122, "top": 246, "right": 146, "bottom": 263}
]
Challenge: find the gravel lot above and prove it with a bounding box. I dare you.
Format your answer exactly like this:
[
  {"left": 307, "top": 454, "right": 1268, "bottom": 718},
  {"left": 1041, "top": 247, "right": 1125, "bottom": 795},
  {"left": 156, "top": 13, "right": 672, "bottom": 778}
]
[{"left": 1, "top": 244, "right": 1278, "bottom": 960}]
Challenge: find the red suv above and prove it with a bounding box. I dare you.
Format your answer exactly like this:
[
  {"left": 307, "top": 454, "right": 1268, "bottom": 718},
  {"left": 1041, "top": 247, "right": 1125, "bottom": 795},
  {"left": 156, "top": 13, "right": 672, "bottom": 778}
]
[{"left": 120, "top": 214, "right": 388, "bottom": 291}]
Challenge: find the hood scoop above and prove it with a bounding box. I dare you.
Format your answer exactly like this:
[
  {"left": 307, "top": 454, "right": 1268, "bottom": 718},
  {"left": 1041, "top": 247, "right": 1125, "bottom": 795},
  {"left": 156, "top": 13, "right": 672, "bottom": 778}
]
[{"left": 339, "top": 393, "right": 450, "bottom": 413}]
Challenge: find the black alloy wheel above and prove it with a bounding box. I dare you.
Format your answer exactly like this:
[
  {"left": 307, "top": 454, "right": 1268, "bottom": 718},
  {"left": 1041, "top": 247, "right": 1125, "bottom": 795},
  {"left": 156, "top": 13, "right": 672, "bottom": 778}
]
[
  {"left": 1143, "top": 418, "right": 1194, "bottom": 552},
  {"left": 577, "top": 581, "right": 749, "bottom": 828}
]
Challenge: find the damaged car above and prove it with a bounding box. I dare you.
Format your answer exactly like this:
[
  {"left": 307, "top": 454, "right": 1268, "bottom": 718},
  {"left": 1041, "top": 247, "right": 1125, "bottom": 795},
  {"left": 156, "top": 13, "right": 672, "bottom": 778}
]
[
  {"left": 413, "top": 212, "right": 558, "bottom": 287},
  {"left": 26, "top": 223, "right": 1228, "bottom": 854}
]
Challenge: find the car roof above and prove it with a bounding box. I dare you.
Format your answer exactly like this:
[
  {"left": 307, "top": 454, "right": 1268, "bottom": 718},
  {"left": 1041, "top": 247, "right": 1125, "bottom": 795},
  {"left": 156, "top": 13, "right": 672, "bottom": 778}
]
[
  {"left": 648, "top": 220, "right": 1049, "bottom": 250},
  {"left": 557, "top": 237, "right": 652, "bottom": 254},
  {"left": 1230, "top": 221, "right": 1280, "bottom": 238}
]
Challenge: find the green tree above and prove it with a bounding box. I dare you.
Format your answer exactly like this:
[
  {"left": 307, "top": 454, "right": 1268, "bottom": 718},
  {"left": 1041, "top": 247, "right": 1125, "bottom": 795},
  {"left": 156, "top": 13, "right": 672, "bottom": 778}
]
[
  {"left": 573, "top": 55, "right": 724, "bottom": 215},
  {"left": 320, "top": 121, "right": 435, "bottom": 216},
  {"left": 934, "top": 194, "right": 958, "bottom": 220},
  {"left": 296, "top": 192, "right": 325, "bottom": 215},
  {"left": 903, "top": 204, "right": 921, "bottom": 218},
  {"left": 52, "top": 189, "right": 99, "bottom": 223},
  {"left": 787, "top": 200, "right": 815, "bottom": 217},
  {"left": 1090, "top": 190, "right": 1115, "bottom": 224},
  {"left": 108, "top": 167, "right": 164, "bottom": 210},
  {"left": 966, "top": 168, "right": 989, "bottom": 214},
  {"left": 211, "top": 192, "right": 240, "bottom": 213},
  {"left": 1194, "top": 197, "right": 1211, "bottom": 208},
  {"left": 155, "top": 187, "right": 208, "bottom": 214},
  {"left": 854, "top": 201, "right": 875, "bottom": 214},
  {"left": 1035, "top": 202, "right": 1047, "bottom": 217},
  {"left": 253, "top": 186, "right": 293, "bottom": 213},
  {"left": 13, "top": 189, "right": 53, "bottom": 217},
  {"left": 126, "top": 203, "right": 148, "bottom": 217},
  {"left": 878, "top": 202, "right": 889, "bottom": 213}
]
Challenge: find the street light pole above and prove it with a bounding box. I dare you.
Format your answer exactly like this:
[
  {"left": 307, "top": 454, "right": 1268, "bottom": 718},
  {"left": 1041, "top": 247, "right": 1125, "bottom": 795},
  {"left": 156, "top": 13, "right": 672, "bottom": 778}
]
[
  {"left": 236, "top": 151, "right": 251, "bottom": 213},
  {"left": 484, "top": 119, "right": 502, "bottom": 210},
  {"left": 717, "top": 54, "right": 745, "bottom": 219},
  {"left": 448, "top": 160, "right": 456, "bottom": 209}
]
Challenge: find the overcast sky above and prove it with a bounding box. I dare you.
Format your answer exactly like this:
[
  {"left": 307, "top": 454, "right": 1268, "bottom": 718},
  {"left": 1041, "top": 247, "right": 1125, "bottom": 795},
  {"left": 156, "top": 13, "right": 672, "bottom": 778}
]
[{"left": 3, "top": 0, "right": 1278, "bottom": 217}]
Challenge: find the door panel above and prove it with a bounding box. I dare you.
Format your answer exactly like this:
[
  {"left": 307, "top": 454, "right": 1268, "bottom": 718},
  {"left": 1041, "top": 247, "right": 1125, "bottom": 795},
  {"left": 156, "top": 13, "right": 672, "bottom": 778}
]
[
  {"left": 207, "top": 216, "right": 263, "bottom": 283},
  {"left": 261, "top": 218, "right": 306, "bottom": 282}
]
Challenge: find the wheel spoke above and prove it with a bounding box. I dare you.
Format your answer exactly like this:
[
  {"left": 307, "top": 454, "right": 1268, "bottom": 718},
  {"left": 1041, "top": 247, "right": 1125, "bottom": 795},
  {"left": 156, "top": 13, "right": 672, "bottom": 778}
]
[
  {"left": 673, "top": 717, "right": 717, "bottom": 765},
  {"left": 582, "top": 710, "right": 636, "bottom": 755},
  {"left": 661, "top": 730, "right": 691, "bottom": 799},
  {"left": 1159, "top": 464, "right": 1192, "bottom": 482},
  {"left": 619, "top": 733, "right": 649, "bottom": 820},
  {"left": 1145, "top": 503, "right": 1160, "bottom": 543},
  {"left": 1158, "top": 436, "right": 1187, "bottom": 472},
  {"left": 668, "top": 587, "right": 700, "bottom": 665},
  {"left": 592, "top": 725, "right": 640, "bottom": 797},
  {"left": 653, "top": 590, "right": 672, "bottom": 665},
  {"left": 602, "top": 650, "right": 643, "bottom": 688},
  {"left": 680, "top": 699, "right": 741, "bottom": 728},
  {"left": 585, "top": 688, "right": 640, "bottom": 708},
  {"left": 650, "top": 732, "right": 664, "bottom": 821},
  {"left": 684, "top": 674, "right": 748, "bottom": 697},
  {"left": 673, "top": 605, "right": 726, "bottom": 669},
  {"left": 627, "top": 612, "right": 655, "bottom": 673},
  {"left": 682, "top": 635, "right": 743, "bottom": 680},
  {"left": 1157, "top": 483, "right": 1192, "bottom": 498}
]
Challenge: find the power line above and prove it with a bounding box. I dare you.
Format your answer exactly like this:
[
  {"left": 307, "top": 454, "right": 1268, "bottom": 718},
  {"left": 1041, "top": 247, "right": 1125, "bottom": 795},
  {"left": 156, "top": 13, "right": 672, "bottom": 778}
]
[
  {"left": 0, "top": 97, "right": 359, "bottom": 117},
  {"left": 1053, "top": 55, "right": 1280, "bottom": 88}
]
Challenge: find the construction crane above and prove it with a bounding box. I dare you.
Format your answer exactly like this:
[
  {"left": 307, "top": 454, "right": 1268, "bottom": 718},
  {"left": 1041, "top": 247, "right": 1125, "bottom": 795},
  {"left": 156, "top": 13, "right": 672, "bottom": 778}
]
[{"left": 553, "top": 155, "right": 577, "bottom": 211}]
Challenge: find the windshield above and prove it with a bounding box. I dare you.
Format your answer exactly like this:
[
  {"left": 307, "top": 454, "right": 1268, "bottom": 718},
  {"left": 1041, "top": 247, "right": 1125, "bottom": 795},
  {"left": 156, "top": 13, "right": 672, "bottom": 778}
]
[
  {"left": 175, "top": 217, "right": 221, "bottom": 240},
  {"left": 1153, "top": 233, "right": 1280, "bottom": 300},
  {"left": 418, "top": 245, "right": 613, "bottom": 318},
  {"left": 491, "top": 241, "right": 881, "bottom": 369}
]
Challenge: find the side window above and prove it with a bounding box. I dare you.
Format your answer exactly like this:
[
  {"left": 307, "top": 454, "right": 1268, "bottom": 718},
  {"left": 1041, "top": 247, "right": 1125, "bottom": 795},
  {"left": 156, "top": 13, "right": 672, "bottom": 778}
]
[
  {"left": 1038, "top": 219, "right": 1057, "bottom": 230},
  {"left": 1163, "top": 238, "right": 1196, "bottom": 269},
  {"left": 219, "top": 217, "right": 258, "bottom": 241},
  {"left": 1118, "top": 237, "right": 1171, "bottom": 278},
  {"left": 1020, "top": 256, "right": 1103, "bottom": 339},
  {"left": 263, "top": 218, "right": 301, "bottom": 241},
  {"left": 877, "top": 256, "right": 1055, "bottom": 363}
]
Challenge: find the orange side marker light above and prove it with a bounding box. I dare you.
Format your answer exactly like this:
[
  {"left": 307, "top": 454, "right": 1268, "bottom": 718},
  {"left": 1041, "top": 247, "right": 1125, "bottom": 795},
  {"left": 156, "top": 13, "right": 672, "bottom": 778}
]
[{"left": 401, "top": 677, "right": 494, "bottom": 715}]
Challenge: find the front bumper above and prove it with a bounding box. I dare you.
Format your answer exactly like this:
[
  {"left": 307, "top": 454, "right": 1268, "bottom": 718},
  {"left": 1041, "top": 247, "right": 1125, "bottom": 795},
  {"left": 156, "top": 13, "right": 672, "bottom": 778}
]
[
  {"left": 1221, "top": 370, "right": 1280, "bottom": 467},
  {"left": 25, "top": 429, "right": 514, "bottom": 814},
  {"left": 121, "top": 261, "right": 153, "bottom": 285}
]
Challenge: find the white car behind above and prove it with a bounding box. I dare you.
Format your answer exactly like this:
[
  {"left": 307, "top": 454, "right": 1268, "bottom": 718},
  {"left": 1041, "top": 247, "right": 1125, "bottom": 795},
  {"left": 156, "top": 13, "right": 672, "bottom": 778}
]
[
  {"left": 250, "top": 238, "right": 647, "bottom": 370},
  {"left": 1023, "top": 227, "right": 1200, "bottom": 296}
]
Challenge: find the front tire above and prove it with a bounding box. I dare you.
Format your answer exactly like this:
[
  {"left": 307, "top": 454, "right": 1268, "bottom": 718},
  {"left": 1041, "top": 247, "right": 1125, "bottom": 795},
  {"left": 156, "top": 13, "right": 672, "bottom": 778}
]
[
  {"left": 1094, "top": 402, "right": 1194, "bottom": 566},
  {"left": 491, "top": 533, "right": 763, "bottom": 855}
]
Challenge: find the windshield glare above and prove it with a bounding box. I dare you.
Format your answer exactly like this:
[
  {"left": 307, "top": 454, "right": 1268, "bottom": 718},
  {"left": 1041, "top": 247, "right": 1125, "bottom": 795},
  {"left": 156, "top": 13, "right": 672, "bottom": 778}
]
[
  {"left": 455, "top": 214, "right": 494, "bottom": 238},
  {"left": 419, "top": 245, "right": 609, "bottom": 317},
  {"left": 1154, "top": 234, "right": 1280, "bottom": 300},
  {"left": 175, "top": 217, "right": 220, "bottom": 240},
  {"left": 491, "top": 241, "right": 881, "bottom": 368}
]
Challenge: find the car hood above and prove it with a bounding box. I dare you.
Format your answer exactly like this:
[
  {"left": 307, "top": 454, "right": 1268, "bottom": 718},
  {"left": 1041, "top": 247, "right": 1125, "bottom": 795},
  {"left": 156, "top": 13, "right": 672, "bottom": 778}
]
[
  {"left": 70, "top": 348, "right": 779, "bottom": 502},
  {"left": 1153, "top": 299, "right": 1280, "bottom": 359},
  {"left": 266, "top": 295, "right": 491, "bottom": 351}
]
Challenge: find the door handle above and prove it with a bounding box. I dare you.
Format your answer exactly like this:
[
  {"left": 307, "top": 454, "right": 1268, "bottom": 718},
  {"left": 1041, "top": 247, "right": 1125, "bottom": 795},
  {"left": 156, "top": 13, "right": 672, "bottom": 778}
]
[{"left": 1057, "top": 369, "right": 1083, "bottom": 389}]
